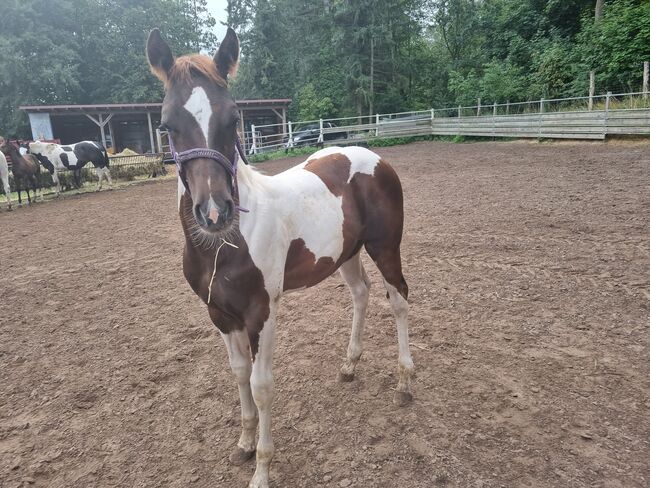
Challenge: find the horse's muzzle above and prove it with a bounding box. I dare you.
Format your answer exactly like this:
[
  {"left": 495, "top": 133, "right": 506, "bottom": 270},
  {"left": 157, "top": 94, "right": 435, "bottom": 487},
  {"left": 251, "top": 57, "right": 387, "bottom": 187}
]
[{"left": 194, "top": 198, "right": 234, "bottom": 232}]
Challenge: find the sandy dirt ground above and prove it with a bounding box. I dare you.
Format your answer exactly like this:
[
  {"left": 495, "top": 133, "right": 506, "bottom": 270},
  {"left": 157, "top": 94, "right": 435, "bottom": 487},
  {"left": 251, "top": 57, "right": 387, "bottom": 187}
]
[{"left": 1, "top": 141, "right": 648, "bottom": 488}]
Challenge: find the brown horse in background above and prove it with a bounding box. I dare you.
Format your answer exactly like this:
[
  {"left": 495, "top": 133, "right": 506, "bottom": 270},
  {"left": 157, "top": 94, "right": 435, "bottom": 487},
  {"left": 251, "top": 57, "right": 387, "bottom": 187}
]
[{"left": 0, "top": 140, "right": 42, "bottom": 205}]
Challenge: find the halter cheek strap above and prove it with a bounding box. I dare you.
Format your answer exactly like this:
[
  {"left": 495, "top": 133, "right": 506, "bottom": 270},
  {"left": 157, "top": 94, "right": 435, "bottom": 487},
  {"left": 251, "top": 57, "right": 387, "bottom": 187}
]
[{"left": 169, "top": 135, "right": 249, "bottom": 213}]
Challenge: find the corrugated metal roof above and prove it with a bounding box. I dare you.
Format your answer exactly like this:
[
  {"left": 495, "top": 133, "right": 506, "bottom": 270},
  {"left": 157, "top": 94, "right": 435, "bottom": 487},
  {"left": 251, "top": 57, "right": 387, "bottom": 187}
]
[{"left": 19, "top": 99, "right": 292, "bottom": 113}]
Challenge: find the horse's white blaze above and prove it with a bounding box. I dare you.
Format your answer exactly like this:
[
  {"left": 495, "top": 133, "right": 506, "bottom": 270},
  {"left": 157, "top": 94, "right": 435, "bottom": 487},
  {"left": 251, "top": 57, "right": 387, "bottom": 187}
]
[
  {"left": 183, "top": 86, "right": 213, "bottom": 144},
  {"left": 177, "top": 177, "right": 185, "bottom": 209}
]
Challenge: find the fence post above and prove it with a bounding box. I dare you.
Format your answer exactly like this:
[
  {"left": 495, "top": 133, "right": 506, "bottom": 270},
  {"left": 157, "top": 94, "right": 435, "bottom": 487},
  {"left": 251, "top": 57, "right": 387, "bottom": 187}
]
[
  {"left": 589, "top": 71, "right": 595, "bottom": 111},
  {"left": 430, "top": 108, "right": 435, "bottom": 134},
  {"left": 492, "top": 102, "right": 497, "bottom": 139},
  {"left": 318, "top": 118, "right": 324, "bottom": 144},
  {"left": 287, "top": 120, "right": 294, "bottom": 149},
  {"left": 251, "top": 124, "right": 257, "bottom": 154},
  {"left": 644, "top": 61, "right": 649, "bottom": 100},
  {"left": 493, "top": 102, "right": 497, "bottom": 117},
  {"left": 477, "top": 98, "right": 481, "bottom": 117},
  {"left": 375, "top": 113, "right": 380, "bottom": 137},
  {"left": 538, "top": 98, "right": 545, "bottom": 139},
  {"left": 457, "top": 105, "right": 462, "bottom": 136},
  {"left": 604, "top": 91, "right": 611, "bottom": 138}
]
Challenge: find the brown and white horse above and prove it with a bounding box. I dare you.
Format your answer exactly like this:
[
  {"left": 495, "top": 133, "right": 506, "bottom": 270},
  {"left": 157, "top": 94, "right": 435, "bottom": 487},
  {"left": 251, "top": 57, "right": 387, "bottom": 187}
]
[{"left": 147, "top": 28, "right": 414, "bottom": 488}]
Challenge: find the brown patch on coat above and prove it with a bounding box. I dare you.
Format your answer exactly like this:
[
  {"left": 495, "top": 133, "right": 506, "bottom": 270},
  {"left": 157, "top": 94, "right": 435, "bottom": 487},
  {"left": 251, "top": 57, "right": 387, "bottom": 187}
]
[
  {"left": 304, "top": 153, "right": 351, "bottom": 196},
  {"left": 283, "top": 153, "right": 366, "bottom": 291},
  {"left": 303, "top": 155, "right": 408, "bottom": 299},
  {"left": 356, "top": 160, "right": 408, "bottom": 299},
  {"left": 179, "top": 194, "right": 269, "bottom": 358}
]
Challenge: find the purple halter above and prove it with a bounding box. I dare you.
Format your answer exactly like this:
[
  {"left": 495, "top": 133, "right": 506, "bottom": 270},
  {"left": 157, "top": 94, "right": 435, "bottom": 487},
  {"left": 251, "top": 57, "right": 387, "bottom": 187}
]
[{"left": 169, "top": 135, "right": 250, "bottom": 213}]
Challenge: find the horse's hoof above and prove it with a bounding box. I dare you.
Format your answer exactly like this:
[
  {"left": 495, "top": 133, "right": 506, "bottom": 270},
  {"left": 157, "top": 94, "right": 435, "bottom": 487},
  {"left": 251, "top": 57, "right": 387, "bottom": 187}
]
[
  {"left": 338, "top": 371, "right": 355, "bottom": 383},
  {"left": 393, "top": 390, "right": 413, "bottom": 407},
  {"left": 229, "top": 447, "right": 255, "bottom": 466}
]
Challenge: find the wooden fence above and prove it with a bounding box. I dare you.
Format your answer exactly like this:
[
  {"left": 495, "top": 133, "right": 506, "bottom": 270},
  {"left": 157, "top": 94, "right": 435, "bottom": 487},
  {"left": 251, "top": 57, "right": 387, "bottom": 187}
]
[
  {"left": 373, "top": 109, "right": 650, "bottom": 141},
  {"left": 247, "top": 91, "right": 650, "bottom": 153}
]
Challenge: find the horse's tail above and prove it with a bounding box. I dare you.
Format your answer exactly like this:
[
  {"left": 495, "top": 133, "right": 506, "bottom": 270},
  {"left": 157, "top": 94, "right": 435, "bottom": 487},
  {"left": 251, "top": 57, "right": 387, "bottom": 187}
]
[{"left": 101, "top": 145, "right": 110, "bottom": 168}]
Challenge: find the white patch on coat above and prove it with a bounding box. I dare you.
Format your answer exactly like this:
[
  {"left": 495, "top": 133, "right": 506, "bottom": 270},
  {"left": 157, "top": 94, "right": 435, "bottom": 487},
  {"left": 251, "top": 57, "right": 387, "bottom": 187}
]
[
  {"left": 344, "top": 146, "right": 380, "bottom": 182},
  {"left": 183, "top": 86, "right": 212, "bottom": 143}
]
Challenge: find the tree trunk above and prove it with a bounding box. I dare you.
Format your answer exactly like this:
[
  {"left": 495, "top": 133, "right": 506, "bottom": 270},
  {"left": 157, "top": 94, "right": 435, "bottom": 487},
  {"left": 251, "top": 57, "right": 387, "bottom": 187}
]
[
  {"left": 595, "top": 0, "right": 604, "bottom": 21},
  {"left": 369, "top": 19, "right": 375, "bottom": 118}
]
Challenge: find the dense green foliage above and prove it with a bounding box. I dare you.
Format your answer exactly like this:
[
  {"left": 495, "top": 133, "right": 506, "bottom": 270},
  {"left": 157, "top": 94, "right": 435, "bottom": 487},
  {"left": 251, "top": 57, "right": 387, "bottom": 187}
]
[
  {"left": 0, "top": 0, "right": 648, "bottom": 138},
  {"left": 231, "top": 0, "right": 650, "bottom": 117},
  {"left": 0, "top": 0, "right": 215, "bottom": 138}
]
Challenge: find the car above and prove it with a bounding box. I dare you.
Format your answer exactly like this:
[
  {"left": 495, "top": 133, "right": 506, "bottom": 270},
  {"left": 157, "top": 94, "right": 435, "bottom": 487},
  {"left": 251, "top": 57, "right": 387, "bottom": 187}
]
[{"left": 286, "top": 122, "right": 347, "bottom": 148}]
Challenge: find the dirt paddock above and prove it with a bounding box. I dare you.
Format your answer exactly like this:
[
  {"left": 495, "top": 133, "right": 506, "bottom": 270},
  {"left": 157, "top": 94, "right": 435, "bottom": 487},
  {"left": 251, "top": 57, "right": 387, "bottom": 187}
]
[{"left": 1, "top": 141, "right": 648, "bottom": 487}]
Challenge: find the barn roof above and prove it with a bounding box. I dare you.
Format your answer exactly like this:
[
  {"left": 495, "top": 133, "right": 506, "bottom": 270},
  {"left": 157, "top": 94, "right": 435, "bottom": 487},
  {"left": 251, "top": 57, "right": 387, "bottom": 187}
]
[{"left": 19, "top": 99, "right": 292, "bottom": 114}]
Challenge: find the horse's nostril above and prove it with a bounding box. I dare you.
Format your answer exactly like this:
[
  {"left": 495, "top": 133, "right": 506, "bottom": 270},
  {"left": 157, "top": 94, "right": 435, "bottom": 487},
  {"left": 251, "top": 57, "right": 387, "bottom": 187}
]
[{"left": 222, "top": 200, "right": 234, "bottom": 222}]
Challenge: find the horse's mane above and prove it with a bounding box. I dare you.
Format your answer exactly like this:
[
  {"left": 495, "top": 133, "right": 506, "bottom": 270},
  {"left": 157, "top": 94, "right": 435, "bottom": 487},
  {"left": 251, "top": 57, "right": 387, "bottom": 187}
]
[{"left": 166, "top": 54, "right": 227, "bottom": 88}]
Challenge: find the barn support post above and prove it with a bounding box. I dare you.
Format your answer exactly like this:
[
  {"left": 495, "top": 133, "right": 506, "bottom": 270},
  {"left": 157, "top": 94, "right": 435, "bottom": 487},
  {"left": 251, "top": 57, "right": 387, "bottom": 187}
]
[
  {"left": 108, "top": 120, "right": 115, "bottom": 152},
  {"left": 282, "top": 108, "right": 287, "bottom": 137},
  {"left": 589, "top": 71, "right": 595, "bottom": 110},
  {"left": 85, "top": 113, "right": 113, "bottom": 148},
  {"left": 99, "top": 114, "right": 107, "bottom": 148},
  {"left": 147, "top": 112, "right": 156, "bottom": 153},
  {"left": 644, "top": 61, "right": 649, "bottom": 100},
  {"left": 251, "top": 124, "right": 257, "bottom": 154}
]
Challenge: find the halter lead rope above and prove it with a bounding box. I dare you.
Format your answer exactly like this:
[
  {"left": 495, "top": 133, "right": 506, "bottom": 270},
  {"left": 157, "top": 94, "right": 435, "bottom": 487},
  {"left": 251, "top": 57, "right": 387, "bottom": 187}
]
[{"left": 168, "top": 134, "right": 249, "bottom": 213}]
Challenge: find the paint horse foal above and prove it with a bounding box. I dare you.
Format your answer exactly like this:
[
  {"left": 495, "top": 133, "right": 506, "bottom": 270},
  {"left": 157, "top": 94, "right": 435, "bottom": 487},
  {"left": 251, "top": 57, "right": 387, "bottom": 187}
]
[{"left": 147, "top": 28, "right": 414, "bottom": 488}]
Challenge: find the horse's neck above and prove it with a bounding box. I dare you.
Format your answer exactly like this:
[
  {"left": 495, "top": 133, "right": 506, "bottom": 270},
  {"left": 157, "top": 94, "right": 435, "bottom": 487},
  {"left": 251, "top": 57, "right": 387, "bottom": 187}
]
[
  {"left": 6, "top": 146, "right": 23, "bottom": 167},
  {"left": 236, "top": 159, "right": 270, "bottom": 210}
]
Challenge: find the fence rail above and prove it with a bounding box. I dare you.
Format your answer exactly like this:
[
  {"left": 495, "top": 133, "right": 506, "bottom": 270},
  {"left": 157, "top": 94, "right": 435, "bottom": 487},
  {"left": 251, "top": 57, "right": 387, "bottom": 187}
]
[{"left": 243, "top": 91, "right": 650, "bottom": 154}]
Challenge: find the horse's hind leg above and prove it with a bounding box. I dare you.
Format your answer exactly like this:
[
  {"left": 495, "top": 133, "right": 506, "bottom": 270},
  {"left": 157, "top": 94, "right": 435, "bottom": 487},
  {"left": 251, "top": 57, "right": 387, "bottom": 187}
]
[
  {"left": 338, "top": 252, "right": 371, "bottom": 382},
  {"left": 95, "top": 167, "right": 103, "bottom": 191},
  {"left": 105, "top": 167, "right": 113, "bottom": 188},
  {"left": 365, "top": 243, "right": 414, "bottom": 406},
  {"left": 52, "top": 170, "right": 61, "bottom": 196},
  {"left": 219, "top": 329, "right": 258, "bottom": 465}
]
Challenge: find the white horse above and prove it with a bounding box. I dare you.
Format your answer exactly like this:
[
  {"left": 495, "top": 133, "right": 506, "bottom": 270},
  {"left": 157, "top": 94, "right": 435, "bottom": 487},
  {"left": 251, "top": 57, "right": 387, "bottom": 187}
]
[{"left": 0, "top": 150, "right": 12, "bottom": 210}]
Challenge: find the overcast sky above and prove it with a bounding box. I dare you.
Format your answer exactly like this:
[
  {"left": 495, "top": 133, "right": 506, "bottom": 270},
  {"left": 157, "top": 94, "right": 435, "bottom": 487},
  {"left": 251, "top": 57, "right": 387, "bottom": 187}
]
[{"left": 205, "top": 0, "right": 228, "bottom": 40}]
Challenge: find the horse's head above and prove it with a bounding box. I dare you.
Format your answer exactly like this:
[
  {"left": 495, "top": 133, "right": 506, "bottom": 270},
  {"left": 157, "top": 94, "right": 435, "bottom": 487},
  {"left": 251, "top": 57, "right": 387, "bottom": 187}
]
[{"left": 147, "top": 28, "right": 241, "bottom": 235}]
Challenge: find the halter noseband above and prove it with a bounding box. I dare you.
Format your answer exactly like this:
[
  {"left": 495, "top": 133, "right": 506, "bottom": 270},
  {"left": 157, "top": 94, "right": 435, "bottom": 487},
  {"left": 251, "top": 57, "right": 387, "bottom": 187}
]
[{"left": 169, "top": 135, "right": 250, "bottom": 213}]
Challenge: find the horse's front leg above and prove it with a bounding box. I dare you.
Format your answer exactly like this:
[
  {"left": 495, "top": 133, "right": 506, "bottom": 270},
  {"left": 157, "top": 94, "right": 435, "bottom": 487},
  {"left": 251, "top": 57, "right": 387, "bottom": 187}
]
[
  {"left": 220, "top": 329, "right": 258, "bottom": 465},
  {"left": 249, "top": 303, "right": 277, "bottom": 488}
]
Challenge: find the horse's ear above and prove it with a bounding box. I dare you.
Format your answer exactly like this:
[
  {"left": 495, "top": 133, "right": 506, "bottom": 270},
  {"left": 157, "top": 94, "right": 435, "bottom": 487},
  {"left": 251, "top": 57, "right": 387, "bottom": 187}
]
[
  {"left": 214, "top": 27, "right": 240, "bottom": 80},
  {"left": 147, "top": 29, "right": 174, "bottom": 82}
]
